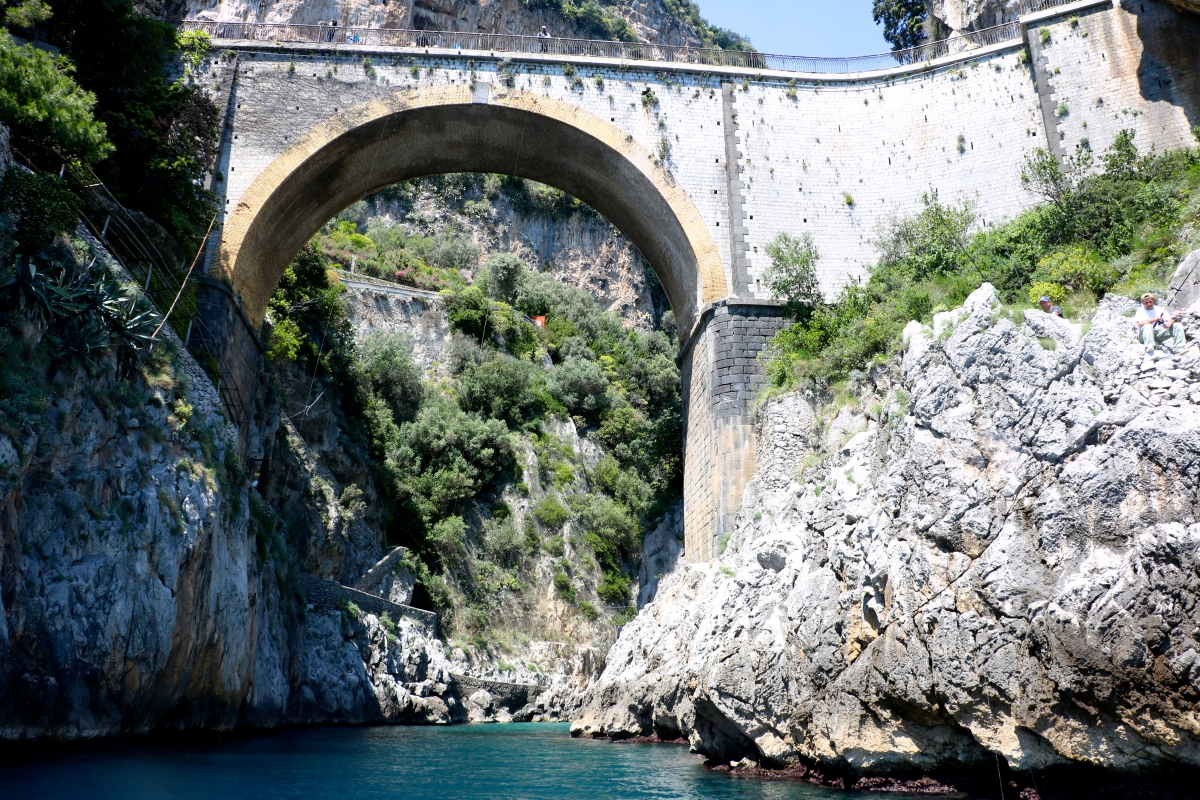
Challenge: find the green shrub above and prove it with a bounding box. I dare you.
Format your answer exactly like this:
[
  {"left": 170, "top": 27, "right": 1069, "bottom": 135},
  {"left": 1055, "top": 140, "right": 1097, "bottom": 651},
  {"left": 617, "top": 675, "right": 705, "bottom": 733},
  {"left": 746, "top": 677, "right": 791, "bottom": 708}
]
[
  {"left": 357, "top": 330, "right": 424, "bottom": 423},
  {"left": 266, "top": 317, "right": 302, "bottom": 363},
  {"left": 533, "top": 496, "right": 570, "bottom": 528},
  {"left": 455, "top": 355, "right": 535, "bottom": 428},
  {"left": 465, "top": 606, "right": 490, "bottom": 630},
  {"left": 523, "top": 516, "right": 540, "bottom": 553},
  {"left": 483, "top": 252, "right": 525, "bottom": 304},
  {"left": 553, "top": 571, "right": 575, "bottom": 602},
  {"left": 597, "top": 573, "right": 630, "bottom": 605},
  {"left": 440, "top": 285, "right": 490, "bottom": 339},
  {"left": 392, "top": 397, "right": 513, "bottom": 519},
  {"left": 579, "top": 495, "right": 637, "bottom": 570},
  {"left": 1027, "top": 281, "right": 1065, "bottom": 306},
  {"left": 1034, "top": 245, "right": 1119, "bottom": 297},
  {"left": 483, "top": 517, "right": 524, "bottom": 568},
  {"left": 428, "top": 515, "right": 467, "bottom": 563},
  {"left": 579, "top": 601, "right": 599, "bottom": 621},
  {"left": 546, "top": 356, "right": 610, "bottom": 416},
  {"left": 0, "top": 170, "right": 83, "bottom": 253}
]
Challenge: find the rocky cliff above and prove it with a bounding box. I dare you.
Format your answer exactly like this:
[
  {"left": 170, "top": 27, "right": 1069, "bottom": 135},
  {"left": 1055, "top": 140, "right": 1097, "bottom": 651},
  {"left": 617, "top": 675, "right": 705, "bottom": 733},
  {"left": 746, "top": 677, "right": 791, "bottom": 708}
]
[
  {"left": 573, "top": 283, "right": 1200, "bottom": 781},
  {"left": 931, "top": 0, "right": 1198, "bottom": 35},
  {"left": 173, "top": 0, "right": 711, "bottom": 48},
  {"left": 0, "top": 224, "right": 464, "bottom": 737},
  {"left": 358, "top": 178, "right": 666, "bottom": 332}
]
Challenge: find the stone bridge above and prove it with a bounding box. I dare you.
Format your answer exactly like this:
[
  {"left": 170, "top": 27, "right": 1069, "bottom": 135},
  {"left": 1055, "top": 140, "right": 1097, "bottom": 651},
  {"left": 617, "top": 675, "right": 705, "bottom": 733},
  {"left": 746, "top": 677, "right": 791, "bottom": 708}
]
[{"left": 186, "top": 0, "right": 1199, "bottom": 562}]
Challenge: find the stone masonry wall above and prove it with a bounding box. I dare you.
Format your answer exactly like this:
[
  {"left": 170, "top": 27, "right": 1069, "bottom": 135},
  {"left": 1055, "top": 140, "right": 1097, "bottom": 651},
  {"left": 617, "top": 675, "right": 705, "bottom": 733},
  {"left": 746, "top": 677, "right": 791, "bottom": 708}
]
[
  {"left": 680, "top": 315, "right": 716, "bottom": 563},
  {"left": 1029, "top": 0, "right": 1200, "bottom": 161},
  {"left": 680, "top": 301, "right": 788, "bottom": 563}
]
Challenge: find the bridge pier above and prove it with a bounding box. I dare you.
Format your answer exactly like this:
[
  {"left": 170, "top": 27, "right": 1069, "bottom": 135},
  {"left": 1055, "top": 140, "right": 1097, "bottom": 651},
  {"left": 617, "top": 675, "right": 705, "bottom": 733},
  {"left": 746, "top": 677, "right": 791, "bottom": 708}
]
[
  {"left": 679, "top": 299, "right": 788, "bottom": 564},
  {"left": 187, "top": 277, "right": 265, "bottom": 456}
]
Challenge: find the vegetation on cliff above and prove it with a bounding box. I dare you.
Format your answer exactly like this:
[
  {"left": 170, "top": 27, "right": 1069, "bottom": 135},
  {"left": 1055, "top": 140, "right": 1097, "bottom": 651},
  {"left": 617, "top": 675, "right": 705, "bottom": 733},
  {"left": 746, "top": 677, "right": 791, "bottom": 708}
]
[
  {"left": 765, "top": 132, "right": 1200, "bottom": 390},
  {"left": 3, "top": 0, "right": 219, "bottom": 259},
  {"left": 871, "top": 0, "right": 927, "bottom": 50},
  {"left": 313, "top": 174, "right": 607, "bottom": 293},
  {"left": 266, "top": 217, "right": 681, "bottom": 634}
]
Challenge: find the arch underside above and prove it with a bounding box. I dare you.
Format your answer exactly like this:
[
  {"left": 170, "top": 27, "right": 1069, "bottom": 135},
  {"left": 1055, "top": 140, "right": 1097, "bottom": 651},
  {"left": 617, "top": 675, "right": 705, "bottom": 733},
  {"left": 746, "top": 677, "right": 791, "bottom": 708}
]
[{"left": 215, "top": 86, "right": 728, "bottom": 340}]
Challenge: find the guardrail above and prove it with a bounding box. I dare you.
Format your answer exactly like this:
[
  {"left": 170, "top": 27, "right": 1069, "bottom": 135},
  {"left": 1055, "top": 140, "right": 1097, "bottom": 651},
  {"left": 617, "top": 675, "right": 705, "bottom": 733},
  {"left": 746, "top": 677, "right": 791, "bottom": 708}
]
[{"left": 182, "top": 0, "right": 1087, "bottom": 76}]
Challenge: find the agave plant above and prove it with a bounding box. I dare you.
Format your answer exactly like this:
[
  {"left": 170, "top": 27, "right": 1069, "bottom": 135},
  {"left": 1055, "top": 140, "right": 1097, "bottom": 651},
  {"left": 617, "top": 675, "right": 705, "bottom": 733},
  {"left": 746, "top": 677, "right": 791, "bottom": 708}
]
[
  {"left": 49, "top": 314, "right": 111, "bottom": 371},
  {"left": 0, "top": 256, "right": 55, "bottom": 327},
  {"left": 107, "top": 291, "right": 162, "bottom": 375}
]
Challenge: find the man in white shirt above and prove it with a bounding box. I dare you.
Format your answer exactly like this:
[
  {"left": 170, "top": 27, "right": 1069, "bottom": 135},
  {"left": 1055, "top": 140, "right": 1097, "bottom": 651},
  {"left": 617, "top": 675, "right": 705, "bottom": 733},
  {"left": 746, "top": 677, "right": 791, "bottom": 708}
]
[{"left": 1135, "top": 292, "right": 1186, "bottom": 352}]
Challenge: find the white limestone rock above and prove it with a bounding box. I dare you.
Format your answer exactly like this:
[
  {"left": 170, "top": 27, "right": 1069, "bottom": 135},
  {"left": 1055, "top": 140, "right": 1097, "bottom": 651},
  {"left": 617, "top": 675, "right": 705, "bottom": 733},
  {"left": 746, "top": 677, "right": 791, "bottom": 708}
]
[
  {"left": 573, "top": 285, "right": 1200, "bottom": 775},
  {"left": 1169, "top": 249, "right": 1200, "bottom": 312},
  {"left": 930, "top": 0, "right": 1021, "bottom": 34}
]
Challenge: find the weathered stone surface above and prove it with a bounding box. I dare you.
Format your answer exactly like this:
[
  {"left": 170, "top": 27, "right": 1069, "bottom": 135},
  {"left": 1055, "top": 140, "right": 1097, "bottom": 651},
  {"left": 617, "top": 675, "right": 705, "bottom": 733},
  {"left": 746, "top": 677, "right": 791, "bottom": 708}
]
[
  {"left": 1169, "top": 249, "right": 1200, "bottom": 312},
  {"left": 573, "top": 285, "right": 1200, "bottom": 775},
  {"left": 173, "top": 0, "right": 709, "bottom": 47},
  {"left": 930, "top": 0, "right": 1021, "bottom": 34}
]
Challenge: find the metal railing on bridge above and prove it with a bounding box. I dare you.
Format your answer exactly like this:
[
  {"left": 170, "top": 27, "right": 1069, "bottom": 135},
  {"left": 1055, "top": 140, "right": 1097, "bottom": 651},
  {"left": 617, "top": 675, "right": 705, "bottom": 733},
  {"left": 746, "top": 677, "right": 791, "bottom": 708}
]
[{"left": 181, "top": 0, "right": 1086, "bottom": 76}]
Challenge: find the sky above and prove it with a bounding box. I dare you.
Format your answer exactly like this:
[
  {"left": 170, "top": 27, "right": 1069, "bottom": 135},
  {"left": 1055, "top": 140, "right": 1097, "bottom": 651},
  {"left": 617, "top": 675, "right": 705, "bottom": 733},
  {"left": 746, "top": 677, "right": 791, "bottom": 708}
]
[{"left": 693, "top": 0, "right": 891, "bottom": 58}]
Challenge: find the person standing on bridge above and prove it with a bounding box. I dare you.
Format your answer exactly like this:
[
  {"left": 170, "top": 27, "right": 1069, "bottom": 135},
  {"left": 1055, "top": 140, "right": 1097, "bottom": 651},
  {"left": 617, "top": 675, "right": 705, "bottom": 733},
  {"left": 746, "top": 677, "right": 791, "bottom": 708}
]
[{"left": 538, "top": 26, "right": 551, "bottom": 53}]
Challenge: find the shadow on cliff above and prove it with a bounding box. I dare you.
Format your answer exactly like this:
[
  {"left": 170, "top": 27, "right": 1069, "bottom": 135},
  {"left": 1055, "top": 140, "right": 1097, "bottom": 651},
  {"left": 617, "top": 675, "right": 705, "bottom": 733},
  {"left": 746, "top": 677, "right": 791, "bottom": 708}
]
[{"left": 1132, "top": 2, "right": 1200, "bottom": 132}]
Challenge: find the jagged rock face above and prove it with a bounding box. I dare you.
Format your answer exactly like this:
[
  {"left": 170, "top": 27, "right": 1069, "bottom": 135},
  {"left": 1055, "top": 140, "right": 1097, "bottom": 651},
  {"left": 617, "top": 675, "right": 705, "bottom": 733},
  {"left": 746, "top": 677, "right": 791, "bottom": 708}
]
[
  {"left": 931, "top": 0, "right": 1198, "bottom": 34},
  {"left": 573, "top": 285, "right": 1200, "bottom": 774},
  {"left": 287, "top": 610, "right": 457, "bottom": 725},
  {"left": 930, "top": 0, "right": 1020, "bottom": 34},
  {"left": 173, "top": 0, "right": 705, "bottom": 47}
]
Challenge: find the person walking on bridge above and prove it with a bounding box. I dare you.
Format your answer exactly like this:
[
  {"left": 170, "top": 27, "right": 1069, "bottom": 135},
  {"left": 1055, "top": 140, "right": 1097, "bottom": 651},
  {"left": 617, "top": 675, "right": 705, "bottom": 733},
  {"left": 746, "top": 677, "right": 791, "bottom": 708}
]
[{"left": 538, "top": 26, "right": 551, "bottom": 53}]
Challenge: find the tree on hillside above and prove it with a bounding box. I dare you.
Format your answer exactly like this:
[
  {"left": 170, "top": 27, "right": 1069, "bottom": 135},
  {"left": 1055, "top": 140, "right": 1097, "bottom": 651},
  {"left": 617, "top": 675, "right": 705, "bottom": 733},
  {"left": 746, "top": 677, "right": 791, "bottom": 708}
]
[
  {"left": 0, "top": 30, "right": 111, "bottom": 163},
  {"left": 872, "top": 0, "right": 927, "bottom": 51},
  {"left": 35, "top": 0, "right": 219, "bottom": 256}
]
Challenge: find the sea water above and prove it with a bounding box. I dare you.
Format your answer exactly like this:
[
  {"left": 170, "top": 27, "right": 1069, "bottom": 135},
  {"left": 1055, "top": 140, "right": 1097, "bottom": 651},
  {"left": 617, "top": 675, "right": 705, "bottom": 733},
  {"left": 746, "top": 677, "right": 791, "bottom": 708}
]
[{"left": 0, "top": 723, "right": 975, "bottom": 799}]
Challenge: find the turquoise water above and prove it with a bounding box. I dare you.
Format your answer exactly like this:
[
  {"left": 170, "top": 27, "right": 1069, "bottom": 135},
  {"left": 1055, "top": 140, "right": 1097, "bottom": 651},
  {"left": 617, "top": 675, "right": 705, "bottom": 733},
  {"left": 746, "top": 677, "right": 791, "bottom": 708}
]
[{"left": 0, "top": 723, "right": 974, "bottom": 800}]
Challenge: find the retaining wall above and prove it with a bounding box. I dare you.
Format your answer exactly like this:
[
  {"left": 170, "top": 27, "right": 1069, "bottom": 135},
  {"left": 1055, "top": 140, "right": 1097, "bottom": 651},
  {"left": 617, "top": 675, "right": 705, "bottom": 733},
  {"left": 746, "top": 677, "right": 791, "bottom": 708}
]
[{"left": 300, "top": 575, "right": 438, "bottom": 634}]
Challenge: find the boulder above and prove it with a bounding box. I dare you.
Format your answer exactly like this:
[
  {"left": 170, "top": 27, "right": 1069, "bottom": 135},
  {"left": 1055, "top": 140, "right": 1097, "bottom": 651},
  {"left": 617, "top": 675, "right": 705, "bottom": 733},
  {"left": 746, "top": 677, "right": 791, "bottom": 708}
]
[{"left": 1168, "top": 249, "right": 1200, "bottom": 312}]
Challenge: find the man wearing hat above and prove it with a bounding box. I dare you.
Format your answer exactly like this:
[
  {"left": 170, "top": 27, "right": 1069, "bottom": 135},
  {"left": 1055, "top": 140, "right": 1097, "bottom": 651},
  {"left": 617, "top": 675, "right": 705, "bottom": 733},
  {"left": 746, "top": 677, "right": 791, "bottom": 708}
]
[
  {"left": 1135, "top": 292, "right": 1187, "bottom": 352},
  {"left": 1037, "top": 296, "right": 1063, "bottom": 317}
]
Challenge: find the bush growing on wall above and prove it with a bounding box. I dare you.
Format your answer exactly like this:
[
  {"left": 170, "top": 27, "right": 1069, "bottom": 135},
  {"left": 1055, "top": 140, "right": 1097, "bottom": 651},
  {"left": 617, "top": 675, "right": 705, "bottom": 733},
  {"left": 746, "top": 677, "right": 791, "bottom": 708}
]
[{"left": 763, "top": 232, "right": 823, "bottom": 323}]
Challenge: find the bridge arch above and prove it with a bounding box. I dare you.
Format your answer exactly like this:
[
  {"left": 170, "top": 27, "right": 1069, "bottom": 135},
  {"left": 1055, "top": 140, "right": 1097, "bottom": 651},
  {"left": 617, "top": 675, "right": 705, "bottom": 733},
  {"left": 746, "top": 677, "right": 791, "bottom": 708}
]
[{"left": 214, "top": 84, "right": 728, "bottom": 339}]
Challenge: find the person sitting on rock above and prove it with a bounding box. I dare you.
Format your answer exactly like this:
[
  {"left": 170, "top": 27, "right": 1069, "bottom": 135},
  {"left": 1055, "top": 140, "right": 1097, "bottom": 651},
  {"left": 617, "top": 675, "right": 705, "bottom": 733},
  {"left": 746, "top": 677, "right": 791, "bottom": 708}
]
[
  {"left": 1038, "top": 295, "right": 1063, "bottom": 318},
  {"left": 1135, "top": 292, "right": 1187, "bottom": 352}
]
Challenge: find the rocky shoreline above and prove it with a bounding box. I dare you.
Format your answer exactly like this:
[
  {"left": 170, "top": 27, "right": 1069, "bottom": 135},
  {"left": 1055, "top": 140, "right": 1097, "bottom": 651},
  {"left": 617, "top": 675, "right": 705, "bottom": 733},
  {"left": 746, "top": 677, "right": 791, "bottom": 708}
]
[{"left": 573, "top": 284, "right": 1200, "bottom": 781}]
